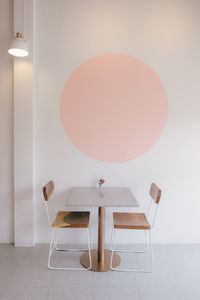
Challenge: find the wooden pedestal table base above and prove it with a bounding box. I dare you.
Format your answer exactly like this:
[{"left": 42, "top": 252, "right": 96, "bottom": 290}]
[
  {"left": 81, "top": 206, "right": 120, "bottom": 271},
  {"left": 66, "top": 187, "right": 138, "bottom": 271},
  {"left": 81, "top": 249, "right": 120, "bottom": 272}
]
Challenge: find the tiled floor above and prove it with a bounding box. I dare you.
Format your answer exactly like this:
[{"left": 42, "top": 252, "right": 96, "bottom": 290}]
[{"left": 0, "top": 244, "right": 199, "bottom": 299}]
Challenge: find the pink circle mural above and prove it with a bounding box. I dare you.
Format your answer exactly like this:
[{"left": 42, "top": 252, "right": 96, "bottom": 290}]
[{"left": 60, "top": 54, "right": 168, "bottom": 163}]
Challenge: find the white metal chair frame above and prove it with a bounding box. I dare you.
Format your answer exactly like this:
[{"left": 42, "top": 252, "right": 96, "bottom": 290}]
[
  {"left": 45, "top": 196, "right": 92, "bottom": 271},
  {"left": 110, "top": 188, "right": 160, "bottom": 273}
]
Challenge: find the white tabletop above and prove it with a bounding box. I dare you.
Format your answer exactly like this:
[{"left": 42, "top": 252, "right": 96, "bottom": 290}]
[{"left": 66, "top": 187, "right": 139, "bottom": 207}]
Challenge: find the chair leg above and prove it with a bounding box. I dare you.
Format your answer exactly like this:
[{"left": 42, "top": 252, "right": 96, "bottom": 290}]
[
  {"left": 110, "top": 228, "right": 114, "bottom": 250},
  {"left": 86, "top": 228, "right": 92, "bottom": 270},
  {"left": 111, "top": 230, "right": 149, "bottom": 254},
  {"left": 148, "top": 230, "right": 154, "bottom": 272},
  {"left": 55, "top": 229, "right": 91, "bottom": 252},
  {"left": 145, "top": 231, "right": 149, "bottom": 253},
  {"left": 48, "top": 227, "right": 92, "bottom": 271},
  {"left": 48, "top": 228, "right": 56, "bottom": 269},
  {"left": 110, "top": 229, "right": 117, "bottom": 270},
  {"left": 110, "top": 228, "right": 154, "bottom": 272}
]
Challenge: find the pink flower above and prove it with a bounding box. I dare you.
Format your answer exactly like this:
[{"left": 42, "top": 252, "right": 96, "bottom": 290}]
[{"left": 99, "top": 178, "right": 105, "bottom": 186}]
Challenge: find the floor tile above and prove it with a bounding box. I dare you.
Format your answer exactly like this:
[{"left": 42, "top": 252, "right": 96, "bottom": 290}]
[
  {"left": 0, "top": 261, "right": 19, "bottom": 287},
  {"left": 0, "top": 289, "right": 4, "bottom": 298},
  {"left": 48, "top": 287, "right": 94, "bottom": 300},
  {"left": 95, "top": 287, "right": 141, "bottom": 300},
  {"left": 0, "top": 288, "right": 49, "bottom": 300},
  {"left": 156, "top": 245, "right": 200, "bottom": 299},
  {"left": 8, "top": 262, "right": 54, "bottom": 287},
  {"left": 49, "top": 250, "right": 85, "bottom": 269},
  {"left": 134, "top": 270, "right": 186, "bottom": 300},
  {"left": 94, "top": 270, "right": 136, "bottom": 288},
  {"left": 51, "top": 269, "right": 94, "bottom": 287},
  {"left": 1, "top": 244, "right": 200, "bottom": 300},
  {"left": 49, "top": 249, "right": 94, "bottom": 287}
]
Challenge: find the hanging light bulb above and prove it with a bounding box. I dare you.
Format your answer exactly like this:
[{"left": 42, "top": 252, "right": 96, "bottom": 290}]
[
  {"left": 8, "top": 0, "right": 29, "bottom": 57},
  {"left": 8, "top": 32, "right": 29, "bottom": 57}
]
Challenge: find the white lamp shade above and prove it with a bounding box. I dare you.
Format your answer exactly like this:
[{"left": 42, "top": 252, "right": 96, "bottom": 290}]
[{"left": 8, "top": 34, "right": 29, "bottom": 57}]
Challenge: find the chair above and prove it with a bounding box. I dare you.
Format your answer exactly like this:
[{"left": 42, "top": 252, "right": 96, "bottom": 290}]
[
  {"left": 110, "top": 183, "right": 162, "bottom": 272},
  {"left": 43, "top": 180, "right": 92, "bottom": 270}
]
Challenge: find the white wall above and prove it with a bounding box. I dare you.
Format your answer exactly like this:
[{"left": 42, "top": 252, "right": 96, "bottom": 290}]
[
  {"left": 0, "top": 0, "right": 13, "bottom": 243},
  {"left": 34, "top": 0, "right": 200, "bottom": 244},
  {"left": 13, "top": 0, "right": 35, "bottom": 246},
  {"left": 1, "top": 0, "right": 200, "bottom": 245}
]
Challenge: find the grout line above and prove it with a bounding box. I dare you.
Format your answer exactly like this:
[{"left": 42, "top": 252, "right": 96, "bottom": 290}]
[
  {"left": 46, "top": 286, "right": 52, "bottom": 300},
  {"left": 1, "top": 244, "right": 200, "bottom": 300},
  {"left": 132, "top": 274, "right": 143, "bottom": 300},
  {"left": 46, "top": 268, "right": 55, "bottom": 300},
  {"left": 0, "top": 288, "right": 5, "bottom": 300},
  {"left": 93, "top": 284, "right": 95, "bottom": 300},
  {"left": 155, "top": 246, "right": 188, "bottom": 300},
  {"left": 167, "top": 273, "right": 188, "bottom": 300}
]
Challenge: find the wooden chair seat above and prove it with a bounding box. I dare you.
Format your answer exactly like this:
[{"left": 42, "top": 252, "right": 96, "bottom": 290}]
[
  {"left": 52, "top": 211, "right": 90, "bottom": 228},
  {"left": 113, "top": 212, "right": 151, "bottom": 230}
]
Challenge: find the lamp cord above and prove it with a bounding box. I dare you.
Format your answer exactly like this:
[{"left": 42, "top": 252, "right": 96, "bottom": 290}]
[
  {"left": 17, "top": 0, "right": 20, "bottom": 34},
  {"left": 22, "top": 0, "right": 24, "bottom": 36}
]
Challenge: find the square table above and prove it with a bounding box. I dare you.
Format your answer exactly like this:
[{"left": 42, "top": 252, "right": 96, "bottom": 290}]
[{"left": 66, "top": 187, "right": 139, "bottom": 271}]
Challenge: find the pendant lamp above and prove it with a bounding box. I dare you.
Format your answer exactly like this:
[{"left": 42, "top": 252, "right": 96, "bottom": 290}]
[{"left": 8, "top": 0, "right": 29, "bottom": 57}]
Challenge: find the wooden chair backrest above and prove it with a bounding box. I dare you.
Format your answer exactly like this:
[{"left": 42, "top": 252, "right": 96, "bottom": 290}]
[
  {"left": 43, "top": 181, "right": 55, "bottom": 201},
  {"left": 149, "top": 183, "right": 162, "bottom": 204}
]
